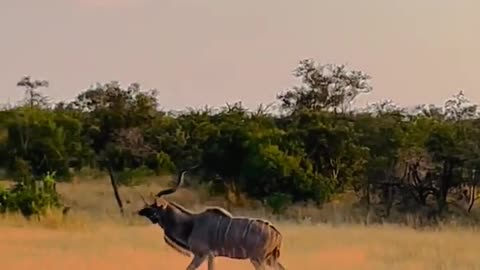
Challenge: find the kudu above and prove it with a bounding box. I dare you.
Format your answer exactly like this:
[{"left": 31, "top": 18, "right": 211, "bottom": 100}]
[{"left": 136, "top": 168, "right": 286, "bottom": 270}]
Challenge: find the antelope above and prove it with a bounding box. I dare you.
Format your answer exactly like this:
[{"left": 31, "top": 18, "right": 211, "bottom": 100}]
[{"left": 137, "top": 168, "right": 286, "bottom": 270}]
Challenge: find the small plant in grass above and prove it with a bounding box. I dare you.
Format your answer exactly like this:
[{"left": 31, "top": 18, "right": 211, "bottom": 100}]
[{"left": 0, "top": 163, "right": 62, "bottom": 217}]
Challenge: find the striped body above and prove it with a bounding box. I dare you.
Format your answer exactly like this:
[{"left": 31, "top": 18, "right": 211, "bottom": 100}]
[{"left": 192, "top": 209, "right": 282, "bottom": 261}]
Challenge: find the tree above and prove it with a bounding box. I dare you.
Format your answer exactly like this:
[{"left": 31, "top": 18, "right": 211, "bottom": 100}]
[
  {"left": 16, "top": 76, "right": 50, "bottom": 108},
  {"left": 199, "top": 103, "right": 252, "bottom": 206},
  {"left": 4, "top": 107, "right": 81, "bottom": 180},
  {"left": 444, "top": 91, "right": 478, "bottom": 121},
  {"left": 69, "top": 81, "right": 164, "bottom": 216},
  {"left": 278, "top": 59, "right": 373, "bottom": 114}
]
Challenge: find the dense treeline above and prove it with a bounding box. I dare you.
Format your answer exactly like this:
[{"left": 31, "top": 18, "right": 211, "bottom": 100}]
[{"left": 1, "top": 59, "right": 480, "bottom": 223}]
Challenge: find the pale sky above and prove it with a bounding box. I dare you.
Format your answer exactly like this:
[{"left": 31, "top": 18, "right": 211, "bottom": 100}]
[{"left": 0, "top": 0, "right": 479, "bottom": 110}]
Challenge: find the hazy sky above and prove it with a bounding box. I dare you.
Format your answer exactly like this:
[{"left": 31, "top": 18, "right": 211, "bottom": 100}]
[{"left": 0, "top": 0, "right": 479, "bottom": 110}]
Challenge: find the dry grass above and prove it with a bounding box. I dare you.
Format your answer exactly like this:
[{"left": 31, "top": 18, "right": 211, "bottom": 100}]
[
  {"left": 1, "top": 178, "right": 480, "bottom": 269},
  {"left": 1, "top": 220, "right": 480, "bottom": 269}
]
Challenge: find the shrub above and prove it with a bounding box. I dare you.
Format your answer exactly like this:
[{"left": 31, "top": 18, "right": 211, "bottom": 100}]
[
  {"left": 265, "top": 192, "right": 293, "bottom": 215},
  {"left": 148, "top": 151, "right": 176, "bottom": 175},
  {"left": 0, "top": 171, "right": 62, "bottom": 217}
]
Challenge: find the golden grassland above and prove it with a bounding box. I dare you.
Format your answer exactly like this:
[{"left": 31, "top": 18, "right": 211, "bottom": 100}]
[{"left": 1, "top": 177, "right": 480, "bottom": 270}]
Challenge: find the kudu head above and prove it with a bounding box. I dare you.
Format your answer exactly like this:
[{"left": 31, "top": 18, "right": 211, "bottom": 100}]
[{"left": 137, "top": 166, "right": 197, "bottom": 226}]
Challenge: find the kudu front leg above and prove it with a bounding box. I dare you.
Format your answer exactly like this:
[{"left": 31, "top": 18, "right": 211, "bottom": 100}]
[
  {"left": 207, "top": 254, "right": 215, "bottom": 270},
  {"left": 186, "top": 254, "right": 207, "bottom": 270}
]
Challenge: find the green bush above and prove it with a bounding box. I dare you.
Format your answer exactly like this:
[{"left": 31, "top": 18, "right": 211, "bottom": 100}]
[
  {"left": 0, "top": 172, "right": 62, "bottom": 217},
  {"left": 265, "top": 192, "right": 293, "bottom": 215},
  {"left": 149, "top": 151, "right": 176, "bottom": 175}
]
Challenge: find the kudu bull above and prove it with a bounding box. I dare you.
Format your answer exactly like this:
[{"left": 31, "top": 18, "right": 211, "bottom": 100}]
[{"left": 136, "top": 168, "right": 286, "bottom": 270}]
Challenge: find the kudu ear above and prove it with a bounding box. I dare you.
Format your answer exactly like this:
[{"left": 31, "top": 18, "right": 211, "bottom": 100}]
[{"left": 154, "top": 198, "right": 167, "bottom": 209}]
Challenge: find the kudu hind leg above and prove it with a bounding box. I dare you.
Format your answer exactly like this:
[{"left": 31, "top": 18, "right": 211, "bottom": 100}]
[
  {"left": 271, "top": 261, "right": 286, "bottom": 270},
  {"left": 266, "top": 257, "right": 286, "bottom": 270},
  {"left": 250, "top": 259, "right": 266, "bottom": 270}
]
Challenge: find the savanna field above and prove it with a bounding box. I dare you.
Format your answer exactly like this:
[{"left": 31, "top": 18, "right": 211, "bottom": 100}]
[
  {"left": 2, "top": 65, "right": 480, "bottom": 270},
  {"left": 1, "top": 178, "right": 480, "bottom": 270},
  {"left": 3, "top": 1, "right": 480, "bottom": 269}
]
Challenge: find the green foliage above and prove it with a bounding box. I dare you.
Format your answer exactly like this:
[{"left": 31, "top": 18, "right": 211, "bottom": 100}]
[
  {"left": 147, "top": 151, "right": 176, "bottom": 175},
  {"left": 277, "top": 59, "right": 372, "bottom": 113},
  {"left": 4, "top": 107, "right": 81, "bottom": 181},
  {"left": 265, "top": 192, "right": 293, "bottom": 215},
  {"left": 242, "top": 143, "right": 320, "bottom": 201},
  {"left": 0, "top": 172, "right": 62, "bottom": 217},
  {"left": 2, "top": 64, "right": 480, "bottom": 222}
]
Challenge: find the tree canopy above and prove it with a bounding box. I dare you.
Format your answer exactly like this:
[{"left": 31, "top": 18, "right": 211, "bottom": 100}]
[{"left": 1, "top": 59, "right": 480, "bottom": 224}]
